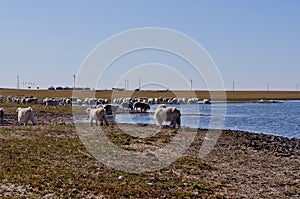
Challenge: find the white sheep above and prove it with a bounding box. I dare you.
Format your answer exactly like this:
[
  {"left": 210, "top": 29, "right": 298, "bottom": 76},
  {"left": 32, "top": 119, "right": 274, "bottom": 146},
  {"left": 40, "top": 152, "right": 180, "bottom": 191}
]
[
  {"left": 154, "top": 105, "right": 181, "bottom": 129},
  {"left": 86, "top": 107, "right": 108, "bottom": 126},
  {"left": 187, "top": 98, "right": 199, "bottom": 104},
  {"left": 16, "top": 107, "right": 35, "bottom": 126}
]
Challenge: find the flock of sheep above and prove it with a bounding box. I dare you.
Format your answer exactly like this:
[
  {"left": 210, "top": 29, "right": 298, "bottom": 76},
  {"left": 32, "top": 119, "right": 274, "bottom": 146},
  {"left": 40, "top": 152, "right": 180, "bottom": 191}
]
[
  {"left": 85, "top": 103, "right": 182, "bottom": 129},
  {"left": 0, "top": 95, "right": 211, "bottom": 128}
]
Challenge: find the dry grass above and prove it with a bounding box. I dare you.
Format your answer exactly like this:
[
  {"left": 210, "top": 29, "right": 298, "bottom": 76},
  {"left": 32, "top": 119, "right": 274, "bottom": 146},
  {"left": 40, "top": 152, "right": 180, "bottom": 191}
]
[
  {"left": 1, "top": 88, "right": 300, "bottom": 101},
  {"left": 224, "top": 91, "right": 300, "bottom": 100}
]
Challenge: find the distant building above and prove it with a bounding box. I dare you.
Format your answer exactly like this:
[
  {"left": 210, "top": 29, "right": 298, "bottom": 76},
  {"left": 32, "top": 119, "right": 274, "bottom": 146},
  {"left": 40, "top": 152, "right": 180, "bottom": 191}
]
[
  {"left": 63, "top": 87, "right": 73, "bottom": 90},
  {"left": 48, "top": 86, "right": 55, "bottom": 90},
  {"left": 56, "top": 86, "right": 63, "bottom": 90}
]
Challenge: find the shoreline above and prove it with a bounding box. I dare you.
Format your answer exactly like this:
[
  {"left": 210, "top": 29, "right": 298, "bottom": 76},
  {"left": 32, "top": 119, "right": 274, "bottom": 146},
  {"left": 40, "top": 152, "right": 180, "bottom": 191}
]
[
  {"left": 2, "top": 109, "right": 300, "bottom": 140},
  {"left": 2, "top": 110, "right": 300, "bottom": 153}
]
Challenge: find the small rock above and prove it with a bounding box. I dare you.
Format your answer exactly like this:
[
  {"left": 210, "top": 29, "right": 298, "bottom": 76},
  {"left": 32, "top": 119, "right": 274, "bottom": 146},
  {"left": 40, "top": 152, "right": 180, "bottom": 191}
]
[{"left": 72, "top": 189, "right": 79, "bottom": 194}]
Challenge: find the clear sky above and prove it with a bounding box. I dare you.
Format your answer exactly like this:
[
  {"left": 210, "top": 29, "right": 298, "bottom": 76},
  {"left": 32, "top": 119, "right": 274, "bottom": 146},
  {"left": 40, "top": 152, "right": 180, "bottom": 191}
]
[{"left": 0, "top": 0, "right": 299, "bottom": 90}]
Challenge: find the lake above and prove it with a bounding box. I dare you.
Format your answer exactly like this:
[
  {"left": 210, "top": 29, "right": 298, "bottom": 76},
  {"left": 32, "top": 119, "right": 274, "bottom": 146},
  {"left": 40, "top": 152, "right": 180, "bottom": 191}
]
[{"left": 114, "top": 101, "right": 300, "bottom": 138}]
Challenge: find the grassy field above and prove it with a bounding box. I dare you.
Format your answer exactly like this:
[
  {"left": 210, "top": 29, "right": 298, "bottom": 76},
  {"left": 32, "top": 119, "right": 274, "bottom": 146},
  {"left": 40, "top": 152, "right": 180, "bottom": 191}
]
[
  {"left": 0, "top": 92, "right": 299, "bottom": 197},
  {"left": 1, "top": 88, "right": 300, "bottom": 101},
  {"left": 0, "top": 125, "right": 223, "bottom": 198}
]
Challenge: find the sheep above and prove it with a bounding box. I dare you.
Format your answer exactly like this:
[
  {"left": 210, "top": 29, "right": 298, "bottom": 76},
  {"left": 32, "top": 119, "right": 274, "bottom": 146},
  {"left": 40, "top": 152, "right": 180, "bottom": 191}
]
[
  {"left": 44, "top": 98, "right": 60, "bottom": 109},
  {"left": 0, "top": 108, "right": 4, "bottom": 123},
  {"left": 12, "top": 96, "right": 20, "bottom": 104},
  {"left": 133, "top": 102, "right": 150, "bottom": 112},
  {"left": 86, "top": 107, "right": 108, "bottom": 126},
  {"left": 16, "top": 107, "right": 35, "bottom": 126},
  {"left": 76, "top": 98, "right": 82, "bottom": 105},
  {"left": 147, "top": 98, "right": 154, "bottom": 104},
  {"left": 0, "top": 96, "right": 3, "bottom": 103},
  {"left": 120, "top": 101, "right": 133, "bottom": 111},
  {"left": 65, "top": 98, "right": 72, "bottom": 106},
  {"left": 178, "top": 98, "right": 187, "bottom": 104},
  {"left": 154, "top": 105, "right": 181, "bottom": 129},
  {"left": 88, "top": 98, "right": 97, "bottom": 106},
  {"left": 67, "top": 98, "right": 81, "bottom": 106},
  {"left": 102, "top": 104, "right": 119, "bottom": 114},
  {"left": 202, "top": 99, "right": 211, "bottom": 104},
  {"left": 6, "top": 95, "right": 12, "bottom": 103},
  {"left": 187, "top": 98, "right": 199, "bottom": 104},
  {"left": 102, "top": 104, "right": 119, "bottom": 124},
  {"left": 21, "top": 97, "right": 38, "bottom": 104}
]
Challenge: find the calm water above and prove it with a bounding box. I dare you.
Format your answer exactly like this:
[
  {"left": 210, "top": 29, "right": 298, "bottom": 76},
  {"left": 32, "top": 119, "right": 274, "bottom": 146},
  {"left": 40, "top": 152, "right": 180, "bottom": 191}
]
[{"left": 115, "top": 101, "right": 300, "bottom": 138}]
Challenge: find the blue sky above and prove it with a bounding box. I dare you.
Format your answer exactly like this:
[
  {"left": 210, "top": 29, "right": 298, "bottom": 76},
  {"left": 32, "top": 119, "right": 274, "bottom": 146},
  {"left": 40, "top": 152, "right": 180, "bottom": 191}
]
[{"left": 0, "top": 0, "right": 299, "bottom": 90}]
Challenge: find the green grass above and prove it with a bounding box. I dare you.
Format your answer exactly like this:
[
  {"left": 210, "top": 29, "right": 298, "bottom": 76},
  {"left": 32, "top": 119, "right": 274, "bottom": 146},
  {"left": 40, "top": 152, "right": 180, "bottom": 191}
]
[
  {"left": 174, "top": 156, "right": 217, "bottom": 171},
  {"left": 191, "top": 182, "right": 209, "bottom": 191}
]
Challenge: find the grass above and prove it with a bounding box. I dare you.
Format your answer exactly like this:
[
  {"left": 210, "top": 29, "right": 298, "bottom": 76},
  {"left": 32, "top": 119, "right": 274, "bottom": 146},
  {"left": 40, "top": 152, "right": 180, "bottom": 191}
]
[
  {"left": 0, "top": 122, "right": 220, "bottom": 198},
  {"left": 174, "top": 157, "right": 217, "bottom": 171}
]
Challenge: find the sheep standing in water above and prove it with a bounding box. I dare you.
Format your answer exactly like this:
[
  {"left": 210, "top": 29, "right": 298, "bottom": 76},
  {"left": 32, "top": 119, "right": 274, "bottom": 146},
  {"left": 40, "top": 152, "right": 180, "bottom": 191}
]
[
  {"left": 86, "top": 107, "right": 109, "bottom": 126},
  {"left": 133, "top": 102, "right": 150, "bottom": 112},
  {"left": 154, "top": 105, "right": 181, "bottom": 129}
]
